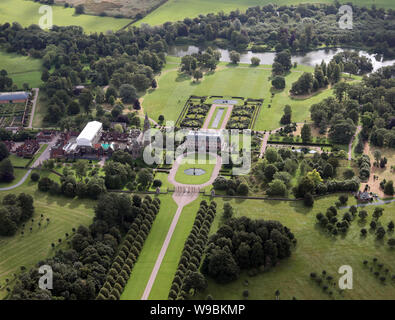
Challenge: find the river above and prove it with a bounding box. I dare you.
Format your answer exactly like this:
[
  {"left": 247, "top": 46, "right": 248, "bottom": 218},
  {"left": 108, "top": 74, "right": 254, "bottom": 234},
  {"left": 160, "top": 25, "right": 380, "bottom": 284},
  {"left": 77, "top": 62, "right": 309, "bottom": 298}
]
[{"left": 168, "top": 46, "right": 395, "bottom": 72}]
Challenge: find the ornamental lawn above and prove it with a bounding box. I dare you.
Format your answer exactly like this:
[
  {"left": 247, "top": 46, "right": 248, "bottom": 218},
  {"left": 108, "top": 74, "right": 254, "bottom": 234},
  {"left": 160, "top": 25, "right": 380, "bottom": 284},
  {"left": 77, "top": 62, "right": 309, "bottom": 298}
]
[{"left": 142, "top": 58, "right": 339, "bottom": 131}]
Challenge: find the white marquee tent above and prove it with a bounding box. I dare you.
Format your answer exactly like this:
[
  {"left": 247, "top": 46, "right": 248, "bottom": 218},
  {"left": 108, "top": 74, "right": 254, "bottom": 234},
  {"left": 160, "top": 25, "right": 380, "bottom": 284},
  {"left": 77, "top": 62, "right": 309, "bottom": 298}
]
[{"left": 76, "top": 121, "right": 102, "bottom": 147}]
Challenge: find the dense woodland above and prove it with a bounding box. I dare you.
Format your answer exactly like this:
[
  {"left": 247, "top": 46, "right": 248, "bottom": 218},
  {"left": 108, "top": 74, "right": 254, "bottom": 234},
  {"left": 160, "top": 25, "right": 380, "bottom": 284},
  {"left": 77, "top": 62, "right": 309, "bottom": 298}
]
[
  {"left": 310, "top": 65, "right": 395, "bottom": 148},
  {"left": 201, "top": 216, "right": 296, "bottom": 283},
  {"left": 0, "top": 2, "right": 394, "bottom": 129},
  {"left": 10, "top": 193, "right": 160, "bottom": 300}
]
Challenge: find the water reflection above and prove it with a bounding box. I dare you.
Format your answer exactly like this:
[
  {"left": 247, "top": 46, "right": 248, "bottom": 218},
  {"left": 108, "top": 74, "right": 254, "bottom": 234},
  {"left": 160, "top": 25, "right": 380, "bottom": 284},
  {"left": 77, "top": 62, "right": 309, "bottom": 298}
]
[{"left": 168, "top": 45, "right": 395, "bottom": 72}]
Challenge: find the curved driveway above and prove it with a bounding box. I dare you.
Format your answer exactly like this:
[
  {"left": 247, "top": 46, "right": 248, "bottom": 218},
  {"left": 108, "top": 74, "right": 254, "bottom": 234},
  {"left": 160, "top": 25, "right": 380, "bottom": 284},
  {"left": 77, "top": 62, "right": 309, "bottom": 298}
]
[{"left": 141, "top": 152, "right": 222, "bottom": 300}]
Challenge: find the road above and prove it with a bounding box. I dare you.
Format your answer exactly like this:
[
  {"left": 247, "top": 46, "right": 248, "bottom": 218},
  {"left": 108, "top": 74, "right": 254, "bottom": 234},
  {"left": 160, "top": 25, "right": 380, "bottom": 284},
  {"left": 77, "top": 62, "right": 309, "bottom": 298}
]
[
  {"left": 141, "top": 152, "right": 222, "bottom": 300},
  {"left": 0, "top": 135, "right": 59, "bottom": 191},
  {"left": 28, "top": 88, "right": 39, "bottom": 129}
]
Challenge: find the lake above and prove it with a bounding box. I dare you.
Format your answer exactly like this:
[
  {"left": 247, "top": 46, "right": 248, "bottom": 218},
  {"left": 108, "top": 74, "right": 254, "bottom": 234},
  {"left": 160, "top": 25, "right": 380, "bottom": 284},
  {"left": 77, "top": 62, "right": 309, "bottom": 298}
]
[{"left": 168, "top": 46, "right": 395, "bottom": 72}]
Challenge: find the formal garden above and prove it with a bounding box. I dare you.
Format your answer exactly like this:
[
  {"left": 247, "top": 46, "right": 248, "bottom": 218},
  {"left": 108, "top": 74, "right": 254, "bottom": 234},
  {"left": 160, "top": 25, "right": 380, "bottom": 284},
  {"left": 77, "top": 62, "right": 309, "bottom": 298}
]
[
  {"left": 177, "top": 96, "right": 210, "bottom": 128},
  {"left": 226, "top": 99, "right": 262, "bottom": 130}
]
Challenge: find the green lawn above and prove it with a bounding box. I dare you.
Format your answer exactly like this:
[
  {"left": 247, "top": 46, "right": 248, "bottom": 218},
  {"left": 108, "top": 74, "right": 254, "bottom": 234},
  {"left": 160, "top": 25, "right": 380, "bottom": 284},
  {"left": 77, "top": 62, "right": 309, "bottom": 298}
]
[
  {"left": 0, "top": 171, "right": 95, "bottom": 298},
  {"left": 0, "top": 169, "right": 28, "bottom": 189},
  {"left": 142, "top": 59, "right": 338, "bottom": 131},
  {"left": 0, "top": 51, "right": 43, "bottom": 89},
  {"left": 174, "top": 154, "right": 216, "bottom": 185},
  {"left": 135, "top": 0, "right": 393, "bottom": 26},
  {"left": 0, "top": 0, "right": 131, "bottom": 34},
  {"left": 193, "top": 195, "right": 395, "bottom": 300},
  {"left": 9, "top": 155, "right": 31, "bottom": 167}
]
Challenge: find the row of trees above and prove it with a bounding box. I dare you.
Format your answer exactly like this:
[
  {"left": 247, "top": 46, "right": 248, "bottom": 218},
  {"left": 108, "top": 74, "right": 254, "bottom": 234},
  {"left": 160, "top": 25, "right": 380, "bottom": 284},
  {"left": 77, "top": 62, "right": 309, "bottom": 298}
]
[
  {"left": 0, "top": 193, "right": 34, "bottom": 236},
  {"left": 358, "top": 154, "right": 371, "bottom": 181},
  {"left": 168, "top": 200, "right": 217, "bottom": 300},
  {"left": 97, "top": 196, "right": 161, "bottom": 300}
]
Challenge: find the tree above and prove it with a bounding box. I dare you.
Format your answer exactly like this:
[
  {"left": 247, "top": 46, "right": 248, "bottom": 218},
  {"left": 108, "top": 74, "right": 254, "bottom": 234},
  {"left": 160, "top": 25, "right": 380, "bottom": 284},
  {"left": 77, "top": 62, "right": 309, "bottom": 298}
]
[
  {"left": 79, "top": 90, "right": 93, "bottom": 114},
  {"left": 274, "top": 50, "right": 292, "bottom": 74},
  {"left": 388, "top": 238, "right": 395, "bottom": 248},
  {"left": 119, "top": 84, "right": 137, "bottom": 103},
  {"left": 272, "top": 76, "right": 286, "bottom": 90},
  {"left": 301, "top": 124, "right": 312, "bottom": 143},
  {"left": 202, "top": 248, "right": 240, "bottom": 284},
  {"left": 229, "top": 51, "right": 240, "bottom": 64},
  {"left": 304, "top": 192, "right": 314, "bottom": 207},
  {"left": 237, "top": 183, "right": 249, "bottom": 196},
  {"left": 265, "top": 147, "right": 278, "bottom": 163},
  {"left": 75, "top": 4, "right": 84, "bottom": 14},
  {"left": 384, "top": 180, "right": 394, "bottom": 196},
  {"left": 0, "top": 142, "right": 9, "bottom": 161},
  {"left": 358, "top": 210, "right": 368, "bottom": 220},
  {"left": 223, "top": 203, "right": 234, "bottom": 220},
  {"left": 264, "top": 164, "right": 277, "bottom": 181},
  {"left": 105, "top": 87, "right": 118, "bottom": 102},
  {"left": 267, "top": 179, "right": 287, "bottom": 196},
  {"left": 251, "top": 57, "right": 260, "bottom": 66},
  {"left": 137, "top": 169, "right": 153, "bottom": 189},
  {"left": 373, "top": 150, "right": 382, "bottom": 166},
  {"left": 290, "top": 72, "right": 313, "bottom": 95},
  {"left": 31, "top": 172, "right": 40, "bottom": 182},
  {"left": 183, "top": 272, "right": 207, "bottom": 293},
  {"left": 280, "top": 105, "right": 292, "bottom": 124},
  {"left": 73, "top": 160, "right": 88, "bottom": 181},
  {"left": 193, "top": 70, "right": 203, "bottom": 82}
]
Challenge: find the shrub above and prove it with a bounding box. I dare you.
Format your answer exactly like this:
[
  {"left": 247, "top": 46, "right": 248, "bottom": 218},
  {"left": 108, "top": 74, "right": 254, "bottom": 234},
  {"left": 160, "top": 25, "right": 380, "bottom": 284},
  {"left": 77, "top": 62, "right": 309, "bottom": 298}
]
[{"left": 31, "top": 172, "right": 40, "bottom": 182}]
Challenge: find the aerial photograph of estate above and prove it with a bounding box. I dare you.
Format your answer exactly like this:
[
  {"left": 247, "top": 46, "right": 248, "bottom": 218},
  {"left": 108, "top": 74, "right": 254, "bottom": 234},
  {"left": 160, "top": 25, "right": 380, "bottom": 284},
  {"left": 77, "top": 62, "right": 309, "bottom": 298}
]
[{"left": 0, "top": 0, "right": 395, "bottom": 312}]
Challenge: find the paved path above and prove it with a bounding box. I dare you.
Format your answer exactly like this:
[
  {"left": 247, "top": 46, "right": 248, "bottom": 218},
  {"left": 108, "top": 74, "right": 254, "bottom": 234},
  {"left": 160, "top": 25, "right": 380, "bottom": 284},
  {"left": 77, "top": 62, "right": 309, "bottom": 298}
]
[
  {"left": 0, "top": 135, "right": 59, "bottom": 191},
  {"left": 28, "top": 88, "right": 39, "bottom": 129},
  {"left": 259, "top": 131, "right": 270, "bottom": 158},
  {"left": 141, "top": 152, "right": 222, "bottom": 300},
  {"left": 348, "top": 125, "right": 361, "bottom": 161},
  {"left": 202, "top": 104, "right": 232, "bottom": 129}
]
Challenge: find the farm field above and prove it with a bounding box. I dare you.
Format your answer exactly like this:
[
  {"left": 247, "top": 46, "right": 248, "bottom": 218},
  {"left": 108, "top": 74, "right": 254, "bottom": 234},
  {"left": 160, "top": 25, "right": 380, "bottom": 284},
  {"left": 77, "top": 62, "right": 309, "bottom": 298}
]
[
  {"left": 0, "top": 0, "right": 131, "bottom": 34},
  {"left": 193, "top": 196, "right": 395, "bottom": 300},
  {"left": 58, "top": 0, "right": 163, "bottom": 19},
  {"left": 0, "top": 51, "right": 43, "bottom": 89},
  {"left": 0, "top": 172, "right": 95, "bottom": 299},
  {"left": 135, "top": 0, "right": 393, "bottom": 26},
  {"left": 142, "top": 58, "right": 337, "bottom": 131}
]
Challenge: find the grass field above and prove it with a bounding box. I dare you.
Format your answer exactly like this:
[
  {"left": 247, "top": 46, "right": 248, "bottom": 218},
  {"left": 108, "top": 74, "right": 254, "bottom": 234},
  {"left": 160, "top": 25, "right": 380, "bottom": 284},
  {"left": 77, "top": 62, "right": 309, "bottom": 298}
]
[
  {"left": 0, "top": 171, "right": 95, "bottom": 299},
  {"left": 0, "top": 51, "right": 43, "bottom": 89},
  {"left": 193, "top": 195, "right": 395, "bottom": 300},
  {"left": 174, "top": 154, "right": 216, "bottom": 185},
  {"left": 136, "top": 0, "right": 393, "bottom": 26},
  {"left": 121, "top": 194, "right": 209, "bottom": 300},
  {"left": 0, "top": 0, "right": 131, "bottom": 34},
  {"left": 143, "top": 58, "right": 336, "bottom": 131}
]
